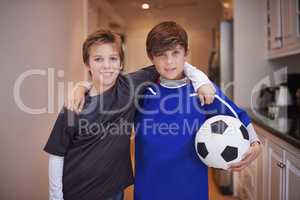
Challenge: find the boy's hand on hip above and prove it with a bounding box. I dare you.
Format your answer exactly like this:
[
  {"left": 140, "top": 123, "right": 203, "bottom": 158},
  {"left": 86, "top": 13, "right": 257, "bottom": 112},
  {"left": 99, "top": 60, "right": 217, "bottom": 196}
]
[{"left": 197, "top": 83, "right": 215, "bottom": 105}]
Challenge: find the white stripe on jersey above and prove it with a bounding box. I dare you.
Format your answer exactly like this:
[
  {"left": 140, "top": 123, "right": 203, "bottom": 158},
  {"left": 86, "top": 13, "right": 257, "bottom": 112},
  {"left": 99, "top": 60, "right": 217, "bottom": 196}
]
[{"left": 189, "top": 93, "right": 238, "bottom": 118}]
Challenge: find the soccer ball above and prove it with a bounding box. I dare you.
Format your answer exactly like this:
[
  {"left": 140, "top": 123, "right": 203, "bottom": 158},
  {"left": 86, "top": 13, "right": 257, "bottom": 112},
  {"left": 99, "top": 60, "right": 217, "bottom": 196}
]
[{"left": 195, "top": 115, "right": 250, "bottom": 169}]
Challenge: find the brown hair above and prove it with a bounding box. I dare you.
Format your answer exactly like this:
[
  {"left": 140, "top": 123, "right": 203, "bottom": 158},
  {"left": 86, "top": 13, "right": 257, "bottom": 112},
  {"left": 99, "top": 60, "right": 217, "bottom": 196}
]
[
  {"left": 82, "top": 29, "right": 124, "bottom": 66},
  {"left": 146, "top": 21, "right": 188, "bottom": 59}
]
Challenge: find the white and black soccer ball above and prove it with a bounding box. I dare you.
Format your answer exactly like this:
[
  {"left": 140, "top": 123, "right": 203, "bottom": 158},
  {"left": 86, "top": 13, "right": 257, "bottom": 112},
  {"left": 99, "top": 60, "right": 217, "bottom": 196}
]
[{"left": 195, "top": 115, "right": 250, "bottom": 169}]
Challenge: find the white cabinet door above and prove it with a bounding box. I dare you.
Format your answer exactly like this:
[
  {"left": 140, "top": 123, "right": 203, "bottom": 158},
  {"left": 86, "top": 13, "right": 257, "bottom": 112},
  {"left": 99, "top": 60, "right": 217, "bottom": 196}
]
[
  {"left": 268, "top": 141, "right": 284, "bottom": 200},
  {"left": 269, "top": 0, "right": 283, "bottom": 50},
  {"left": 257, "top": 135, "right": 267, "bottom": 200},
  {"left": 281, "top": 0, "right": 300, "bottom": 49},
  {"left": 285, "top": 151, "right": 300, "bottom": 200}
]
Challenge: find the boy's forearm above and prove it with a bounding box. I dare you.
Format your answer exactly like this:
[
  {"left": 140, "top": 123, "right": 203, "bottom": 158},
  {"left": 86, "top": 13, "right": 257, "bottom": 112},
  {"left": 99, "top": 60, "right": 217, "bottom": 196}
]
[
  {"left": 246, "top": 123, "right": 260, "bottom": 144},
  {"left": 127, "top": 65, "right": 159, "bottom": 83},
  {"left": 183, "top": 62, "right": 214, "bottom": 90},
  {"left": 49, "top": 155, "right": 64, "bottom": 200}
]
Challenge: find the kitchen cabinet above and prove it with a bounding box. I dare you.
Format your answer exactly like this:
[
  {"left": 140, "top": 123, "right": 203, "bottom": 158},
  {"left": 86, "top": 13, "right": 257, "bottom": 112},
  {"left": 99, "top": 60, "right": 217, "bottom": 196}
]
[
  {"left": 235, "top": 161, "right": 257, "bottom": 200},
  {"left": 256, "top": 134, "right": 267, "bottom": 200},
  {"left": 234, "top": 134, "right": 266, "bottom": 200},
  {"left": 266, "top": 0, "right": 300, "bottom": 58},
  {"left": 284, "top": 151, "right": 300, "bottom": 200},
  {"left": 267, "top": 141, "right": 285, "bottom": 200},
  {"left": 266, "top": 141, "right": 300, "bottom": 200},
  {"left": 281, "top": 0, "right": 300, "bottom": 49},
  {"left": 234, "top": 123, "right": 300, "bottom": 200},
  {"left": 267, "top": 0, "right": 283, "bottom": 51}
]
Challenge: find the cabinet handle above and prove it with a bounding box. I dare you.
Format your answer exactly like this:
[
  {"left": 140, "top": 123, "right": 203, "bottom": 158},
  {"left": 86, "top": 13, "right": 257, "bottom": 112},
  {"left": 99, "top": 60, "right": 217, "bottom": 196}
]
[
  {"left": 274, "top": 36, "right": 283, "bottom": 41},
  {"left": 277, "top": 162, "right": 286, "bottom": 168}
]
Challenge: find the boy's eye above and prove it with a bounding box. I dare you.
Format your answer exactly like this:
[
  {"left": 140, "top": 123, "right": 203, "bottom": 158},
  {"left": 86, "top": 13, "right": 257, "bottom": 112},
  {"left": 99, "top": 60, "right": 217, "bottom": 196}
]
[
  {"left": 156, "top": 53, "right": 165, "bottom": 57},
  {"left": 94, "top": 57, "right": 103, "bottom": 62},
  {"left": 173, "top": 51, "right": 180, "bottom": 55},
  {"left": 110, "top": 57, "right": 119, "bottom": 61}
]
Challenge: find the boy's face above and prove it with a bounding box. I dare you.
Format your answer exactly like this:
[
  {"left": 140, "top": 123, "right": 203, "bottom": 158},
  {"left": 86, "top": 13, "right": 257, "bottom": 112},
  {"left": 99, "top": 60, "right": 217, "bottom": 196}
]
[
  {"left": 150, "top": 45, "right": 187, "bottom": 80},
  {"left": 86, "top": 43, "right": 122, "bottom": 89}
]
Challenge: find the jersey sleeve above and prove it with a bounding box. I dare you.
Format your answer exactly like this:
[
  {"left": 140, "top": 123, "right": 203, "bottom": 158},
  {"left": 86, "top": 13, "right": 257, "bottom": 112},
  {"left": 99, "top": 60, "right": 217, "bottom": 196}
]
[{"left": 43, "top": 107, "right": 76, "bottom": 156}]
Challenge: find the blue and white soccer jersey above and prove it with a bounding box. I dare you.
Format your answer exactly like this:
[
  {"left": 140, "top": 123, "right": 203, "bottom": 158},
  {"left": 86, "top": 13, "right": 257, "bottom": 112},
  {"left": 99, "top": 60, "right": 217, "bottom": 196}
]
[{"left": 134, "top": 82, "right": 257, "bottom": 200}]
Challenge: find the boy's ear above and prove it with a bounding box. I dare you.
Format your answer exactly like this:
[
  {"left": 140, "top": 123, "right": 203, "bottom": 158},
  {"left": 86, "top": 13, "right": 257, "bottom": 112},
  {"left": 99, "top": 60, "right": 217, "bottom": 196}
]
[
  {"left": 118, "top": 63, "right": 124, "bottom": 72},
  {"left": 85, "top": 64, "right": 91, "bottom": 73},
  {"left": 184, "top": 49, "right": 189, "bottom": 62},
  {"left": 185, "top": 49, "right": 190, "bottom": 57}
]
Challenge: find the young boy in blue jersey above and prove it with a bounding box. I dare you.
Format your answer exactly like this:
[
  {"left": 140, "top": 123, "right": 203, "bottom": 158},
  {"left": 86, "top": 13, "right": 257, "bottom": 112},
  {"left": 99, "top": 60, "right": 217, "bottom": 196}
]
[
  {"left": 45, "top": 29, "right": 216, "bottom": 200},
  {"left": 133, "top": 21, "right": 261, "bottom": 200}
]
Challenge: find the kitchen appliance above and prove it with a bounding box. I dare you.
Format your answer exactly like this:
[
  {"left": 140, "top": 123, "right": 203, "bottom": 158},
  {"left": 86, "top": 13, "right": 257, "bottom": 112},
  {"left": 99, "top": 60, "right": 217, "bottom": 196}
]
[
  {"left": 257, "top": 82, "right": 293, "bottom": 120},
  {"left": 277, "top": 84, "right": 293, "bottom": 106},
  {"left": 276, "top": 83, "right": 293, "bottom": 120},
  {"left": 208, "top": 20, "right": 234, "bottom": 195},
  {"left": 293, "top": 88, "right": 300, "bottom": 138},
  {"left": 287, "top": 74, "right": 300, "bottom": 137},
  {"left": 287, "top": 74, "right": 300, "bottom": 111},
  {"left": 257, "top": 85, "right": 278, "bottom": 118}
]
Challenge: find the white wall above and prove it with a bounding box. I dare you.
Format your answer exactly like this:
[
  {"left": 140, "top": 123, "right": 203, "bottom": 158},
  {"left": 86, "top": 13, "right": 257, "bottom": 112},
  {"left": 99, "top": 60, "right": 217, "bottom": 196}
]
[
  {"left": 0, "top": 0, "right": 86, "bottom": 199},
  {"left": 234, "top": 0, "right": 273, "bottom": 107},
  {"left": 120, "top": 2, "right": 222, "bottom": 74},
  {"left": 234, "top": 0, "right": 300, "bottom": 108}
]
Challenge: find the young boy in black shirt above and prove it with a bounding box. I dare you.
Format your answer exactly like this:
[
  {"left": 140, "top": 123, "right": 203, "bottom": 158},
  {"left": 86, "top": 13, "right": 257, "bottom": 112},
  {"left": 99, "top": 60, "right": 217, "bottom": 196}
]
[{"left": 44, "top": 29, "right": 215, "bottom": 200}]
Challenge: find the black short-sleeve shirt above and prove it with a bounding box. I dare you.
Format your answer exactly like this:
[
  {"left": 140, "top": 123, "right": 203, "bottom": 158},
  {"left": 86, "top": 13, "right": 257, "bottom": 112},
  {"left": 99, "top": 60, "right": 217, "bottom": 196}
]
[{"left": 44, "top": 66, "right": 158, "bottom": 200}]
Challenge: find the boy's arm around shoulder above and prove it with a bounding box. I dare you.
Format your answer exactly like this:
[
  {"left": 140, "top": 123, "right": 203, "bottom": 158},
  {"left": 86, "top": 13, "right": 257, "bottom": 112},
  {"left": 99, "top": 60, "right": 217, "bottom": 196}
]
[{"left": 184, "top": 62, "right": 215, "bottom": 105}]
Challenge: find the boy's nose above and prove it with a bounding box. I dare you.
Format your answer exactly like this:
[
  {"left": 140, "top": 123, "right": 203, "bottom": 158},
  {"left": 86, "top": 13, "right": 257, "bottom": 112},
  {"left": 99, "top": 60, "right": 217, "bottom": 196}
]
[
  {"left": 166, "top": 55, "right": 174, "bottom": 65},
  {"left": 102, "top": 60, "right": 112, "bottom": 69}
]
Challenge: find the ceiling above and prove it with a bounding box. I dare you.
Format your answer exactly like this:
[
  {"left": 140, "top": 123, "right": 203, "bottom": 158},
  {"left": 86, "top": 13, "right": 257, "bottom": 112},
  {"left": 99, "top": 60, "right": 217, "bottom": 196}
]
[
  {"left": 105, "top": 0, "right": 223, "bottom": 30},
  {"left": 108, "top": 0, "right": 200, "bottom": 9}
]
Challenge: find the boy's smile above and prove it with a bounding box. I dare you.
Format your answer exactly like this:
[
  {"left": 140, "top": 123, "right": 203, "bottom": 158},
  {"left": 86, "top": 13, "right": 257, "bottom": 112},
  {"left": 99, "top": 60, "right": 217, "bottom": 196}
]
[{"left": 150, "top": 45, "right": 187, "bottom": 80}]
